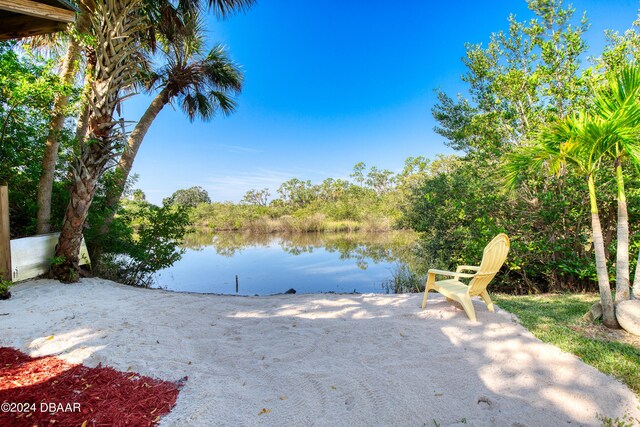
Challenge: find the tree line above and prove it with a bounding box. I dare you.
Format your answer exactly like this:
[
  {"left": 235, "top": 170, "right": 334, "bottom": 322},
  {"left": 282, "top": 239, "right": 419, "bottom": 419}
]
[{"left": 163, "top": 157, "right": 451, "bottom": 233}]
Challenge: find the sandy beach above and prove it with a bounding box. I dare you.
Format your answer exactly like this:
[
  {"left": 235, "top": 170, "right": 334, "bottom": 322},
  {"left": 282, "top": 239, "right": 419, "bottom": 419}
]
[{"left": 1, "top": 278, "right": 638, "bottom": 426}]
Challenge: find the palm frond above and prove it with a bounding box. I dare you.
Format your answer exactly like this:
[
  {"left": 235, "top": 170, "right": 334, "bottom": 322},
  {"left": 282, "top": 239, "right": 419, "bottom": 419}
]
[
  {"left": 181, "top": 93, "right": 198, "bottom": 120},
  {"left": 204, "top": 0, "right": 256, "bottom": 18},
  {"left": 202, "top": 44, "right": 243, "bottom": 91},
  {"left": 195, "top": 91, "right": 214, "bottom": 119},
  {"left": 208, "top": 90, "right": 237, "bottom": 115},
  {"left": 591, "top": 65, "right": 640, "bottom": 168}
]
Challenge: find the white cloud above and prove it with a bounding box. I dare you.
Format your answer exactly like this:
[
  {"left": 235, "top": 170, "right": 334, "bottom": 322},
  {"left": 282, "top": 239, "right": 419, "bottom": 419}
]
[{"left": 217, "top": 144, "right": 263, "bottom": 154}]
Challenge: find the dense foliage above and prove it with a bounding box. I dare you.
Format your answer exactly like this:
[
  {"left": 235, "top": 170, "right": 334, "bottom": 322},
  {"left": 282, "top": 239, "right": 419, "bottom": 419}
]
[
  {"left": 0, "top": 40, "right": 192, "bottom": 286},
  {"left": 164, "top": 186, "right": 212, "bottom": 207},
  {"left": 94, "top": 199, "right": 191, "bottom": 287},
  {"left": 403, "top": 2, "right": 640, "bottom": 295},
  {"left": 0, "top": 43, "right": 74, "bottom": 237}
]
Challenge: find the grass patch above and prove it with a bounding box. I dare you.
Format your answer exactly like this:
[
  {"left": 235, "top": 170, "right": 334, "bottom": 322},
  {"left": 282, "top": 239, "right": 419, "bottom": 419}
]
[
  {"left": 381, "top": 263, "right": 425, "bottom": 294},
  {"left": 494, "top": 293, "right": 640, "bottom": 395}
]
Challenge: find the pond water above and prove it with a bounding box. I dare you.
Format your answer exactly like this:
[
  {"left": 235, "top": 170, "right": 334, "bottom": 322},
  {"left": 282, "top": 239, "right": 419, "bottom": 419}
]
[{"left": 154, "top": 231, "right": 421, "bottom": 295}]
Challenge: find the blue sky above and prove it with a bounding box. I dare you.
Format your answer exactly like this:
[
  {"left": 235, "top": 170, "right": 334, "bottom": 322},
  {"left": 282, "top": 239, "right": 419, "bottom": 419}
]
[{"left": 123, "top": 0, "right": 640, "bottom": 204}]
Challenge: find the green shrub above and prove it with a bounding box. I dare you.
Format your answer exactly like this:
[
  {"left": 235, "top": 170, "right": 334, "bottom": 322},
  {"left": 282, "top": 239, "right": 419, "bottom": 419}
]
[
  {"left": 381, "top": 264, "right": 424, "bottom": 294},
  {"left": 95, "top": 201, "right": 190, "bottom": 287},
  {"left": 0, "top": 278, "right": 14, "bottom": 294}
]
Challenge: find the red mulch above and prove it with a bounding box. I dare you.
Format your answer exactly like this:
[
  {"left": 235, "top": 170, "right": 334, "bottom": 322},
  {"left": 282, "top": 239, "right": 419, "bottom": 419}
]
[{"left": 0, "top": 347, "right": 185, "bottom": 426}]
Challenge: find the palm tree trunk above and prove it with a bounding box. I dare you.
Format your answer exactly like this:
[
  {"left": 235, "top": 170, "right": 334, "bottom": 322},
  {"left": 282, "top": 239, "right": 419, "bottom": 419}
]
[
  {"left": 100, "top": 89, "right": 169, "bottom": 235},
  {"left": 74, "top": 68, "right": 93, "bottom": 145},
  {"left": 90, "top": 89, "right": 169, "bottom": 263},
  {"left": 52, "top": 147, "right": 109, "bottom": 282},
  {"left": 36, "top": 14, "right": 88, "bottom": 234},
  {"left": 633, "top": 251, "right": 640, "bottom": 299},
  {"left": 588, "top": 175, "right": 619, "bottom": 328},
  {"left": 634, "top": 206, "right": 640, "bottom": 299},
  {"left": 614, "top": 159, "right": 630, "bottom": 302}
]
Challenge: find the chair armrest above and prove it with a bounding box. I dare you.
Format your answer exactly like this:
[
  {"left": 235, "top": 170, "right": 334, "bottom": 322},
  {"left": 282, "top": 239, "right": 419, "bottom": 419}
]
[
  {"left": 456, "top": 265, "right": 481, "bottom": 273},
  {"left": 428, "top": 269, "right": 476, "bottom": 279}
]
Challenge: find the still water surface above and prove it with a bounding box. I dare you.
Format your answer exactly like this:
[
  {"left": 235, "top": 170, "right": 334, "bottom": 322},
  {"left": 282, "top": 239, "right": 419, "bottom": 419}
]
[{"left": 154, "top": 231, "right": 419, "bottom": 295}]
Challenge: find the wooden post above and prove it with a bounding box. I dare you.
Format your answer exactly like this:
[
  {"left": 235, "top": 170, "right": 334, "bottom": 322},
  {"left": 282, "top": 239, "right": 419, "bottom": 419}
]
[{"left": 0, "top": 185, "right": 10, "bottom": 281}]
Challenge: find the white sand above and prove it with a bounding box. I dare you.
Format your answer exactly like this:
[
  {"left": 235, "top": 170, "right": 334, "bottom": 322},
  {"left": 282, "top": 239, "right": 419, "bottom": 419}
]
[{"left": 1, "top": 278, "right": 638, "bottom": 427}]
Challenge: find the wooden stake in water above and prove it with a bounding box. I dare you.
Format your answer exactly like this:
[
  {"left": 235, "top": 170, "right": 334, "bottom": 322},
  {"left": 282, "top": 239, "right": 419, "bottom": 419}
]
[{"left": 235, "top": 274, "right": 238, "bottom": 293}]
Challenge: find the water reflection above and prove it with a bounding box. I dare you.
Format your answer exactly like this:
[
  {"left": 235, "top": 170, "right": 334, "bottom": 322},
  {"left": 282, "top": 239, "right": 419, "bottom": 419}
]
[
  {"left": 183, "top": 230, "right": 419, "bottom": 268},
  {"left": 156, "top": 231, "right": 422, "bottom": 295}
]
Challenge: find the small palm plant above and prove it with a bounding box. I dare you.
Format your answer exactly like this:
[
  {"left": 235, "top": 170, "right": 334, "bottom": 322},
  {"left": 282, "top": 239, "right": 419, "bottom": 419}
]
[{"left": 506, "top": 115, "right": 619, "bottom": 328}]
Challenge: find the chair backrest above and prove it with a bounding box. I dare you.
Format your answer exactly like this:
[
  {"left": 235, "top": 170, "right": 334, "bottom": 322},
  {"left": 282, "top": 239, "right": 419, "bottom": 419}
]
[{"left": 468, "top": 234, "right": 510, "bottom": 296}]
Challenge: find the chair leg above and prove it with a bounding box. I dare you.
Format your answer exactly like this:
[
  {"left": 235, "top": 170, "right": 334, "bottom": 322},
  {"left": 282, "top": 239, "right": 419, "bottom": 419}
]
[
  {"left": 459, "top": 297, "right": 477, "bottom": 322},
  {"left": 421, "top": 287, "right": 429, "bottom": 309},
  {"left": 480, "top": 290, "right": 494, "bottom": 312},
  {"left": 421, "top": 273, "right": 436, "bottom": 309}
]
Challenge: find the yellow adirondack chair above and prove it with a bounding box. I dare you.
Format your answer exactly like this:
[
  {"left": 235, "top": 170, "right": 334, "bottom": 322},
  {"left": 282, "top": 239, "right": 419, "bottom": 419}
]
[{"left": 421, "top": 234, "right": 510, "bottom": 321}]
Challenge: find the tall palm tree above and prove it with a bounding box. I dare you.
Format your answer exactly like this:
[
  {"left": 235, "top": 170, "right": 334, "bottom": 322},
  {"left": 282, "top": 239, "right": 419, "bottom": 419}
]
[
  {"left": 52, "top": 0, "right": 254, "bottom": 281},
  {"left": 97, "top": 15, "right": 243, "bottom": 244},
  {"left": 505, "top": 117, "right": 619, "bottom": 328},
  {"left": 52, "top": 0, "right": 147, "bottom": 281}
]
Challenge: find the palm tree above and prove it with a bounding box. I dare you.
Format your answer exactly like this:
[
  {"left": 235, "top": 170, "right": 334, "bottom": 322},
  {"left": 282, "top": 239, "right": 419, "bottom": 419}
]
[
  {"left": 183, "top": 0, "right": 255, "bottom": 16},
  {"left": 52, "top": 0, "right": 147, "bottom": 281},
  {"left": 505, "top": 117, "right": 619, "bottom": 328},
  {"left": 52, "top": 0, "right": 254, "bottom": 281},
  {"left": 97, "top": 15, "right": 243, "bottom": 244},
  {"left": 589, "top": 66, "right": 640, "bottom": 303},
  {"left": 506, "top": 64, "right": 640, "bottom": 327}
]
